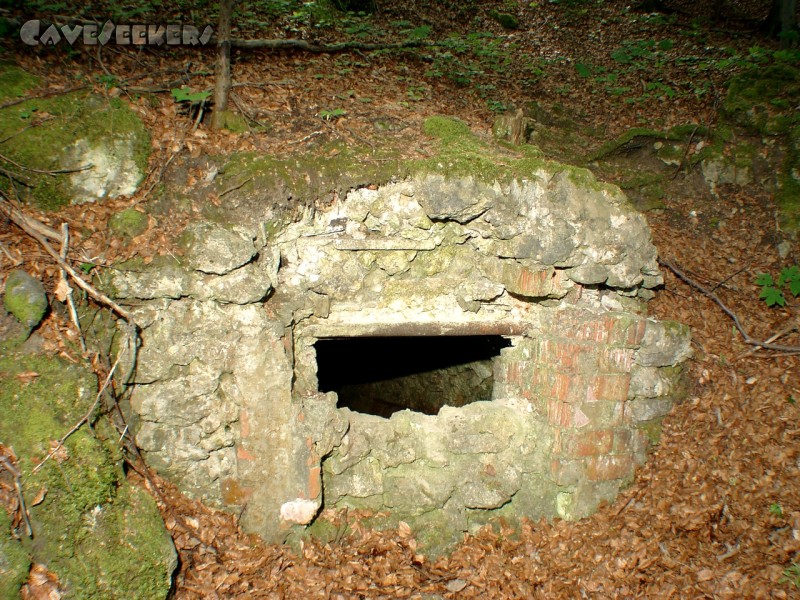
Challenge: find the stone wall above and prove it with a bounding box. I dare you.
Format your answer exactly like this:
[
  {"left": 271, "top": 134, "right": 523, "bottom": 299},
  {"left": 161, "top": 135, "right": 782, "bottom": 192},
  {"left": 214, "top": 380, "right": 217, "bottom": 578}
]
[{"left": 108, "top": 167, "right": 690, "bottom": 552}]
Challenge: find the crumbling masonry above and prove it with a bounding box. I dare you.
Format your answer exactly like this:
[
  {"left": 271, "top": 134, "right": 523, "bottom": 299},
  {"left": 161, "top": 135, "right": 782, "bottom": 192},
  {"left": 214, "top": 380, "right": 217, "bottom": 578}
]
[{"left": 109, "top": 169, "right": 690, "bottom": 552}]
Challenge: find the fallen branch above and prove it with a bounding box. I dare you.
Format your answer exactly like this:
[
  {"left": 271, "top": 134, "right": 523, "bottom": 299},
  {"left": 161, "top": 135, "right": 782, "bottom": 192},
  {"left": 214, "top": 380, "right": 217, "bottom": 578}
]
[
  {"left": 0, "top": 85, "right": 89, "bottom": 110},
  {"left": 229, "top": 37, "right": 437, "bottom": 53},
  {"left": 0, "top": 197, "right": 63, "bottom": 243},
  {"left": 0, "top": 194, "right": 131, "bottom": 321},
  {"left": 660, "top": 257, "right": 800, "bottom": 354}
]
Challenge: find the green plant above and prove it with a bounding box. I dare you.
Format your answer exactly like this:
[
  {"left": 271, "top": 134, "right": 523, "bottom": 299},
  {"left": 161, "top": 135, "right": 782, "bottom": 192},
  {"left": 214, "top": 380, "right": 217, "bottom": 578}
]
[
  {"left": 171, "top": 87, "right": 211, "bottom": 107},
  {"left": 782, "top": 563, "right": 800, "bottom": 588},
  {"left": 486, "top": 99, "right": 508, "bottom": 113},
  {"left": 319, "top": 108, "right": 347, "bottom": 121},
  {"left": 769, "top": 503, "right": 784, "bottom": 517},
  {"left": 756, "top": 266, "right": 800, "bottom": 307}
]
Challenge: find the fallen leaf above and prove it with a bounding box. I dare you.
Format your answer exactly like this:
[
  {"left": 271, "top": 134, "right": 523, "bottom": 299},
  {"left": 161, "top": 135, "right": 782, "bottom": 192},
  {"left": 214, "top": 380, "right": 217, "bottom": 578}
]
[
  {"left": 446, "top": 578, "right": 469, "bottom": 593},
  {"left": 53, "top": 278, "right": 70, "bottom": 302},
  {"left": 31, "top": 486, "right": 47, "bottom": 506},
  {"left": 15, "top": 371, "right": 39, "bottom": 384}
]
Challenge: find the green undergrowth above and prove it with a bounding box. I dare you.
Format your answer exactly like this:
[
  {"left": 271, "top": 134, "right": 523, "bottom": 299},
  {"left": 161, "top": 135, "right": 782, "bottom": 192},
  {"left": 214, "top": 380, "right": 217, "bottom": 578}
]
[
  {"left": 722, "top": 61, "right": 800, "bottom": 232},
  {"left": 0, "top": 348, "right": 174, "bottom": 598}
]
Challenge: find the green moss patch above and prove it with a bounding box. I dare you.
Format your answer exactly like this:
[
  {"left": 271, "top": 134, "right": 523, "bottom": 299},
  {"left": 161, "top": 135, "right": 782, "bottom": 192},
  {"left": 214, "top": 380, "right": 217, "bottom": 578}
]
[
  {"left": 0, "top": 62, "right": 40, "bottom": 101},
  {"left": 722, "top": 64, "right": 800, "bottom": 135},
  {"left": 109, "top": 208, "right": 149, "bottom": 239},
  {"left": 0, "top": 350, "right": 174, "bottom": 599},
  {"left": 0, "top": 508, "right": 30, "bottom": 599},
  {"left": 0, "top": 63, "right": 150, "bottom": 210}
]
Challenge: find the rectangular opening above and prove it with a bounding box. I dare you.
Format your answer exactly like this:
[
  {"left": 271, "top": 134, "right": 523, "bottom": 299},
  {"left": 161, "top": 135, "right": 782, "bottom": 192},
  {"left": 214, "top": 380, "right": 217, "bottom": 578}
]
[{"left": 314, "top": 335, "right": 511, "bottom": 418}]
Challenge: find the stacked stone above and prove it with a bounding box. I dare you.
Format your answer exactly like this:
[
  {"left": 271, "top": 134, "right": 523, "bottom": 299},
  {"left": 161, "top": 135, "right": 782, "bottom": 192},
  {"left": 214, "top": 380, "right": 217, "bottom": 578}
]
[{"left": 494, "top": 310, "right": 690, "bottom": 518}]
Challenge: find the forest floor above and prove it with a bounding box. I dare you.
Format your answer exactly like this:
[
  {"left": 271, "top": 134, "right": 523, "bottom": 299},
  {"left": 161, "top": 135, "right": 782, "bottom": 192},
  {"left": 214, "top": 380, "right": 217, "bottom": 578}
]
[{"left": 1, "top": 0, "right": 800, "bottom": 597}]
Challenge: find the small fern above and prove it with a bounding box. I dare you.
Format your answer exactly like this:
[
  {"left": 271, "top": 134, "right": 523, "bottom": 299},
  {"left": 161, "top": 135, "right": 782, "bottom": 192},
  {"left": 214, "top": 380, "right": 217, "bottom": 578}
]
[{"left": 756, "top": 266, "right": 800, "bottom": 307}]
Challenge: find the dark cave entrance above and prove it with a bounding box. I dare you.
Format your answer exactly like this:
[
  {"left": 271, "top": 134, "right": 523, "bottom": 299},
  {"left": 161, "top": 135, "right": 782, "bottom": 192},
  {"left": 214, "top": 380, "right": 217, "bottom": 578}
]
[{"left": 314, "top": 335, "right": 512, "bottom": 418}]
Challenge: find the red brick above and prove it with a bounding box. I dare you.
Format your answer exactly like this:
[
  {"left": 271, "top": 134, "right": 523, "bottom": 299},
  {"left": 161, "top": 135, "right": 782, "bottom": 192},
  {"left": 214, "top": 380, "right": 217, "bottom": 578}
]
[
  {"left": 497, "top": 360, "right": 527, "bottom": 385},
  {"left": 586, "top": 455, "right": 634, "bottom": 481},
  {"left": 607, "top": 316, "right": 647, "bottom": 347},
  {"left": 505, "top": 265, "right": 566, "bottom": 298},
  {"left": 562, "top": 429, "right": 614, "bottom": 458},
  {"left": 587, "top": 373, "right": 630, "bottom": 402},
  {"left": 237, "top": 446, "right": 256, "bottom": 461},
  {"left": 534, "top": 369, "right": 574, "bottom": 402},
  {"left": 307, "top": 466, "right": 322, "bottom": 499},
  {"left": 547, "top": 400, "right": 572, "bottom": 427},
  {"left": 536, "top": 339, "right": 590, "bottom": 371},
  {"left": 596, "top": 347, "right": 635, "bottom": 372},
  {"left": 564, "top": 314, "right": 646, "bottom": 347}
]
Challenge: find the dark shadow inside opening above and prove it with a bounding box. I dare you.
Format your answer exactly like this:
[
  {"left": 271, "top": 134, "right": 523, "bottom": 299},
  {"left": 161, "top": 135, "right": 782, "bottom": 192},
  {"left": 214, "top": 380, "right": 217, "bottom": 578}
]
[{"left": 315, "top": 335, "right": 511, "bottom": 418}]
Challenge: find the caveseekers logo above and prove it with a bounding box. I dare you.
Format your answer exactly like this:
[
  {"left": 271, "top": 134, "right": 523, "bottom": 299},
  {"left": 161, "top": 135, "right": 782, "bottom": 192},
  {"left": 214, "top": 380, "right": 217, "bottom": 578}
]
[{"left": 20, "top": 20, "right": 213, "bottom": 46}]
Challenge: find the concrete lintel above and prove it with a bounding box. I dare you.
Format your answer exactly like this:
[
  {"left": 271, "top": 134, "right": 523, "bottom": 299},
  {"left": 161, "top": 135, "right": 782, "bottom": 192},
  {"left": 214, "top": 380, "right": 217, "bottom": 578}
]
[{"left": 304, "top": 321, "right": 529, "bottom": 338}]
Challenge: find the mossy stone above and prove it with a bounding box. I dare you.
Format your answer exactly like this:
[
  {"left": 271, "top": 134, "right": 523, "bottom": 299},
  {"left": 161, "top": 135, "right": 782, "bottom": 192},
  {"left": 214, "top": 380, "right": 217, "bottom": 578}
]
[
  {"left": 0, "top": 350, "right": 175, "bottom": 599},
  {"left": 215, "top": 110, "right": 250, "bottom": 133},
  {"left": 0, "top": 63, "right": 150, "bottom": 210},
  {"left": 3, "top": 270, "right": 48, "bottom": 329},
  {"left": 109, "top": 207, "right": 149, "bottom": 239},
  {"left": 0, "top": 508, "right": 30, "bottom": 599},
  {"left": 488, "top": 10, "right": 520, "bottom": 29}
]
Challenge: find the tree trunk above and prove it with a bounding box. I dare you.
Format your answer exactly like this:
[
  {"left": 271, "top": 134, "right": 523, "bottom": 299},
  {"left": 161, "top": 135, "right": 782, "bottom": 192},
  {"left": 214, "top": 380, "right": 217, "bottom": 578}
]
[
  {"left": 212, "top": 0, "right": 235, "bottom": 130},
  {"left": 763, "top": 0, "right": 798, "bottom": 44}
]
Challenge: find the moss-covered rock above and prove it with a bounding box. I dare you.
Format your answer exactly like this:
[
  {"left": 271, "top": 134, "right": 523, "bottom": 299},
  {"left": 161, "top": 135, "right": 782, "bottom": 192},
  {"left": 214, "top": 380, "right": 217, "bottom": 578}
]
[
  {"left": 488, "top": 9, "right": 520, "bottom": 29},
  {"left": 0, "top": 508, "right": 31, "bottom": 599},
  {"left": 0, "top": 63, "right": 150, "bottom": 209},
  {"left": 778, "top": 124, "right": 800, "bottom": 233},
  {"left": 108, "top": 207, "right": 149, "bottom": 239},
  {"left": 0, "top": 350, "right": 175, "bottom": 599},
  {"left": 722, "top": 64, "right": 800, "bottom": 135},
  {"left": 3, "top": 270, "right": 48, "bottom": 330}
]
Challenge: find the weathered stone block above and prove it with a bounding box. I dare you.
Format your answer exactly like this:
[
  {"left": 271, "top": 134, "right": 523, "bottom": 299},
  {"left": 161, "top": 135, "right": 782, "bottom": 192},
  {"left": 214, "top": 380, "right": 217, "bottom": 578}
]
[
  {"left": 626, "top": 397, "right": 675, "bottom": 423},
  {"left": 181, "top": 221, "right": 257, "bottom": 275},
  {"left": 551, "top": 458, "right": 586, "bottom": 487},
  {"left": 635, "top": 320, "right": 692, "bottom": 367}
]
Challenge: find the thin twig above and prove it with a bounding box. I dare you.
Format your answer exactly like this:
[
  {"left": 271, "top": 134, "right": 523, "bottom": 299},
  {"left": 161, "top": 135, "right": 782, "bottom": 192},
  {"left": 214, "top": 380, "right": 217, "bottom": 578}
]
[
  {"left": 59, "top": 223, "right": 87, "bottom": 353},
  {"left": 0, "top": 455, "right": 32, "bottom": 537},
  {"left": 30, "top": 345, "right": 125, "bottom": 476},
  {"left": 288, "top": 130, "right": 324, "bottom": 145},
  {"left": 661, "top": 257, "right": 800, "bottom": 354},
  {"left": 0, "top": 151, "right": 93, "bottom": 175},
  {"left": 738, "top": 320, "right": 799, "bottom": 359},
  {"left": 191, "top": 100, "right": 206, "bottom": 132},
  {"left": 670, "top": 124, "right": 699, "bottom": 180},
  {"left": 219, "top": 176, "right": 253, "bottom": 198}
]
